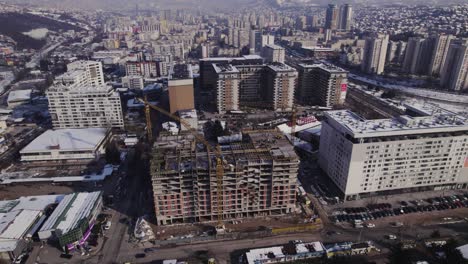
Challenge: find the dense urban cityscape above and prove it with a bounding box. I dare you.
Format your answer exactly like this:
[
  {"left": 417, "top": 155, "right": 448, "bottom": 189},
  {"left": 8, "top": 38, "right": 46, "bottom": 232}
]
[{"left": 0, "top": 0, "right": 467, "bottom": 263}]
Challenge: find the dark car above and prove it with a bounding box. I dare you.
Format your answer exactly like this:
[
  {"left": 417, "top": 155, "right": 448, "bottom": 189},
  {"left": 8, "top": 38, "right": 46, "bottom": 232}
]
[{"left": 135, "top": 253, "right": 146, "bottom": 258}]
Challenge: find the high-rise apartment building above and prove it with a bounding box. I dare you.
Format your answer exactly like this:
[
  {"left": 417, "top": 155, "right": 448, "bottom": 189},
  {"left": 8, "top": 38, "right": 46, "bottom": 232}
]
[
  {"left": 262, "top": 44, "right": 286, "bottom": 64},
  {"left": 262, "top": 34, "right": 275, "bottom": 47},
  {"left": 325, "top": 4, "right": 339, "bottom": 30},
  {"left": 319, "top": 106, "right": 468, "bottom": 200},
  {"left": 213, "top": 64, "right": 241, "bottom": 113},
  {"left": 48, "top": 61, "right": 124, "bottom": 129},
  {"left": 237, "top": 64, "right": 264, "bottom": 102},
  {"left": 428, "top": 34, "right": 455, "bottom": 77},
  {"left": 199, "top": 55, "right": 263, "bottom": 93},
  {"left": 297, "top": 63, "right": 348, "bottom": 108},
  {"left": 263, "top": 63, "right": 297, "bottom": 112},
  {"left": 402, "top": 37, "right": 435, "bottom": 75},
  {"left": 440, "top": 40, "right": 468, "bottom": 91},
  {"left": 56, "top": 61, "right": 104, "bottom": 86},
  {"left": 125, "top": 60, "right": 160, "bottom": 78},
  {"left": 151, "top": 131, "right": 298, "bottom": 225},
  {"left": 361, "top": 34, "right": 389, "bottom": 75},
  {"left": 249, "top": 29, "right": 262, "bottom": 54},
  {"left": 338, "top": 4, "right": 353, "bottom": 31},
  {"left": 47, "top": 85, "right": 124, "bottom": 129}
]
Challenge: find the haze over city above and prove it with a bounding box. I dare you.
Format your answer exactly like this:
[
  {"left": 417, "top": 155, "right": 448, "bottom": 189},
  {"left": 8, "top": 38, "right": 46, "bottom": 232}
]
[{"left": 0, "top": 0, "right": 467, "bottom": 263}]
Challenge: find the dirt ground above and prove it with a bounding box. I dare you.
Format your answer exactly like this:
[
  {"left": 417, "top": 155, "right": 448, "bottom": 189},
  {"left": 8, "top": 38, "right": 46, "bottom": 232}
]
[
  {"left": 0, "top": 183, "right": 77, "bottom": 199},
  {"left": 150, "top": 214, "right": 312, "bottom": 240}
]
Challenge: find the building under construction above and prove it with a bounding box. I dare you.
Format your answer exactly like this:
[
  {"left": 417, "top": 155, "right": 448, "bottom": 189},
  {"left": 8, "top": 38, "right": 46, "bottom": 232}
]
[{"left": 151, "top": 131, "right": 299, "bottom": 225}]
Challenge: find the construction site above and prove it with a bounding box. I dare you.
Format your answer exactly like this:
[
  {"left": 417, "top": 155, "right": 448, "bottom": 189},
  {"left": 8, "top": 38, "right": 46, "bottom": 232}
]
[{"left": 151, "top": 130, "right": 299, "bottom": 226}]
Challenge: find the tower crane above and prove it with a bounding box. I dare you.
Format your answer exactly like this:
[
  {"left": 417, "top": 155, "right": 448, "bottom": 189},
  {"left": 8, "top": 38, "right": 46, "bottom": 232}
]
[{"left": 137, "top": 98, "right": 225, "bottom": 231}]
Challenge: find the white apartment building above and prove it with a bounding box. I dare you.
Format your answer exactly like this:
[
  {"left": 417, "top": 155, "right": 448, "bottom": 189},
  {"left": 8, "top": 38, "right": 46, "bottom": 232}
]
[
  {"left": 47, "top": 84, "right": 124, "bottom": 129},
  {"left": 122, "top": 75, "right": 144, "bottom": 89},
  {"left": 55, "top": 61, "right": 104, "bottom": 86},
  {"left": 319, "top": 107, "right": 468, "bottom": 200},
  {"left": 125, "top": 61, "right": 159, "bottom": 78},
  {"left": 262, "top": 44, "right": 286, "bottom": 64}
]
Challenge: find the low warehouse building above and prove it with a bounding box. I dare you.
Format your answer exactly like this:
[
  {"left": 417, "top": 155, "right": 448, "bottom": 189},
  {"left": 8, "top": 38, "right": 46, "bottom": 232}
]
[
  {"left": 20, "top": 128, "right": 111, "bottom": 161},
  {"left": 0, "top": 195, "right": 63, "bottom": 261},
  {"left": 38, "top": 191, "right": 102, "bottom": 252}
]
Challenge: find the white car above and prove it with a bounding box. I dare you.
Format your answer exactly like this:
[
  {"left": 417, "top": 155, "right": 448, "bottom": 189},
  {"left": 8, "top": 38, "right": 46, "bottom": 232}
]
[
  {"left": 104, "top": 221, "right": 112, "bottom": 230},
  {"left": 386, "top": 235, "right": 397, "bottom": 240},
  {"left": 366, "top": 223, "right": 376, "bottom": 228}
]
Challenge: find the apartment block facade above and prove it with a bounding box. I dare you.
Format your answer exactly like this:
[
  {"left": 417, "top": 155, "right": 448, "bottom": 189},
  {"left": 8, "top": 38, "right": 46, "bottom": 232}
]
[
  {"left": 297, "top": 63, "right": 348, "bottom": 108},
  {"left": 151, "top": 131, "right": 299, "bottom": 225},
  {"left": 319, "top": 108, "right": 468, "bottom": 200},
  {"left": 47, "top": 84, "right": 124, "bottom": 129},
  {"left": 56, "top": 61, "right": 104, "bottom": 86}
]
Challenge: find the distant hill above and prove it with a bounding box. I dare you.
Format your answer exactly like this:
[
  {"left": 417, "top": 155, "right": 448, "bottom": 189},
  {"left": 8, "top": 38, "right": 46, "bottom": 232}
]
[{"left": 0, "top": 12, "right": 82, "bottom": 50}]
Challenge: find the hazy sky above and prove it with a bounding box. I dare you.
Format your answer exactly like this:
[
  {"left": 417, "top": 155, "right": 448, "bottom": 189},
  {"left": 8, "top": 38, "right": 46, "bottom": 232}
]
[{"left": 3, "top": 0, "right": 465, "bottom": 11}]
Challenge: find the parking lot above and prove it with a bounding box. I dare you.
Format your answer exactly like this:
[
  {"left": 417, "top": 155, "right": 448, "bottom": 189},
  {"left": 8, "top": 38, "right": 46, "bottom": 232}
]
[{"left": 328, "top": 190, "right": 468, "bottom": 228}]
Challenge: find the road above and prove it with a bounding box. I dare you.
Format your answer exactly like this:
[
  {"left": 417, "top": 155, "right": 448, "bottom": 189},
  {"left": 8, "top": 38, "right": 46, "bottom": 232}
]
[{"left": 87, "top": 147, "right": 151, "bottom": 264}]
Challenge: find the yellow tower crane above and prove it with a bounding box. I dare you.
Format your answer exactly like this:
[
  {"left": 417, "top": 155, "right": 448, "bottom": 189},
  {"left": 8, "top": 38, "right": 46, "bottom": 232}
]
[{"left": 137, "top": 98, "right": 225, "bottom": 231}]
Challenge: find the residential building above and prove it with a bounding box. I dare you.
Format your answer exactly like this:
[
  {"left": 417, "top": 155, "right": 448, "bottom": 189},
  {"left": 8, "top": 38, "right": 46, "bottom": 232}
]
[
  {"left": 122, "top": 75, "right": 144, "bottom": 89},
  {"left": 440, "top": 40, "right": 468, "bottom": 91},
  {"left": 338, "top": 4, "right": 353, "bottom": 31},
  {"left": 402, "top": 37, "right": 434, "bottom": 75},
  {"left": 213, "top": 63, "right": 240, "bottom": 113},
  {"left": 151, "top": 131, "right": 298, "bottom": 225},
  {"left": 361, "top": 34, "right": 389, "bottom": 75},
  {"left": 47, "top": 84, "right": 124, "bottom": 129},
  {"left": 325, "top": 4, "right": 339, "bottom": 30},
  {"left": 262, "top": 44, "right": 285, "bottom": 64},
  {"left": 125, "top": 60, "right": 159, "bottom": 78},
  {"left": 297, "top": 63, "right": 348, "bottom": 108},
  {"left": 428, "top": 34, "right": 455, "bottom": 77},
  {"left": 319, "top": 106, "right": 468, "bottom": 200},
  {"left": 55, "top": 60, "right": 104, "bottom": 86},
  {"left": 262, "top": 34, "right": 275, "bottom": 47},
  {"left": 263, "top": 63, "right": 297, "bottom": 111},
  {"left": 249, "top": 29, "right": 263, "bottom": 54}
]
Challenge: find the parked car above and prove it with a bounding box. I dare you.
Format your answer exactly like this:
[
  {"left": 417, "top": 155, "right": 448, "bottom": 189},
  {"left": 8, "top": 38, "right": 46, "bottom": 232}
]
[{"left": 386, "top": 235, "right": 397, "bottom": 240}]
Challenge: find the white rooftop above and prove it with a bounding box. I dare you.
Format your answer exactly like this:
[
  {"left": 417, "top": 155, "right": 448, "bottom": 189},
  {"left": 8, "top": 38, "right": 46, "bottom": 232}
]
[
  {"left": 457, "top": 244, "right": 468, "bottom": 260},
  {"left": 326, "top": 110, "right": 468, "bottom": 138},
  {"left": 39, "top": 192, "right": 101, "bottom": 235},
  {"left": 245, "top": 246, "right": 285, "bottom": 264},
  {"left": 213, "top": 63, "right": 239, "bottom": 74},
  {"left": 295, "top": 241, "right": 325, "bottom": 254},
  {"left": 0, "top": 194, "right": 63, "bottom": 252},
  {"left": 21, "top": 128, "right": 108, "bottom": 153},
  {"left": 7, "top": 89, "right": 32, "bottom": 103}
]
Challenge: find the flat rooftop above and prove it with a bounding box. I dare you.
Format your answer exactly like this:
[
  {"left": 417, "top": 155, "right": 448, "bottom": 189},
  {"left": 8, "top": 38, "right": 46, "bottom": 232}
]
[
  {"left": 48, "top": 83, "right": 115, "bottom": 93},
  {"left": 326, "top": 110, "right": 468, "bottom": 138},
  {"left": 39, "top": 191, "right": 101, "bottom": 235},
  {"left": 267, "top": 62, "right": 295, "bottom": 72},
  {"left": 299, "top": 62, "right": 347, "bottom": 73},
  {"left": 264, "top": 44, "right": 284, "bottom": 50},
  {"left": 201, "top": 55, "right": 262, "bottom": 62},
  {"left": 213, "top": 63, "right": 239, "bottom": 74},
  {"left": 21, "top": 128, "right": 108, "bottom": 153},
  {"left": 169, "top": 64, "right": 193, "bottom": 80}
]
